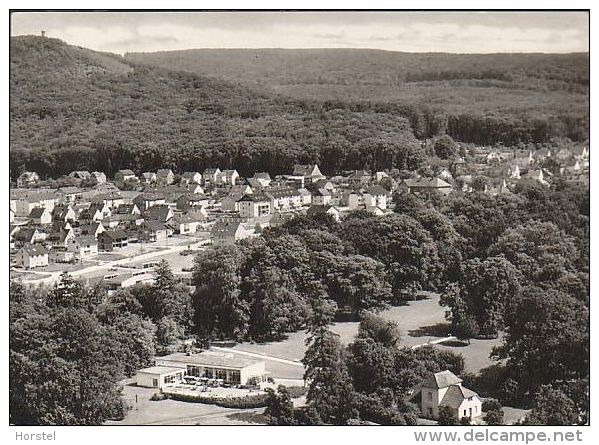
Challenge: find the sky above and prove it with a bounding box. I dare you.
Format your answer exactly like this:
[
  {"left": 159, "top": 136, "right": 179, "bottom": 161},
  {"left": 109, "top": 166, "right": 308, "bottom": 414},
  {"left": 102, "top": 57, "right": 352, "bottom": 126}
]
[{"left": 10, "top": 11, "right": 589, "bottom": 55}]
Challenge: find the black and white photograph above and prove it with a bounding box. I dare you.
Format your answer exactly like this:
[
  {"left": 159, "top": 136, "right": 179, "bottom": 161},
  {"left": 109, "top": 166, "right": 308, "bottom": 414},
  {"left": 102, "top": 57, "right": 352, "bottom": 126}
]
[{"left": 6, "top": 5, "right": 593, "bottom": 441}]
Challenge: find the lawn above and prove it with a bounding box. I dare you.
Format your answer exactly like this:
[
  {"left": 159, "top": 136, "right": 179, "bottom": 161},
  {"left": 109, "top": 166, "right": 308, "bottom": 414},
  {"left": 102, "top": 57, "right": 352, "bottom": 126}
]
[
  {"left": 105, "top": 382, "right": 268, "bottom": 426},
  {"left": 230, "top": 293, "right": 498, "bottom": 376}
]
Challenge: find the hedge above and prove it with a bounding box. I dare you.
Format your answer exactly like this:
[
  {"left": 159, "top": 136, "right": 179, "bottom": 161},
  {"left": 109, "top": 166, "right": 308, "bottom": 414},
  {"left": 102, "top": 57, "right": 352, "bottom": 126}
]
[{"left": 165, "top": 391, "right": 269, "bottom": 409}]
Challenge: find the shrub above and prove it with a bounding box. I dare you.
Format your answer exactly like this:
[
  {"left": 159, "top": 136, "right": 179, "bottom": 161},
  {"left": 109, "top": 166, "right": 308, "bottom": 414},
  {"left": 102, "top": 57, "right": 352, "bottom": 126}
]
[
  {"left": 150, "top": 392, "right": 169, "bottom": 401},
  {"left": 285, "top": 386, "right": 308, "bottom": 398},
  {"left": 482, "top": 398, "right": 502, "bottom": 412}
]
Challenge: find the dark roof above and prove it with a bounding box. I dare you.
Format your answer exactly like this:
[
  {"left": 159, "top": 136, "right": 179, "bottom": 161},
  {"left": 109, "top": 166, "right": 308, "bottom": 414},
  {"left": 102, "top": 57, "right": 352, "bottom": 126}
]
[
  {"left": 266, "top": 187, "right": 301, "bottom": 199},
  {"left": 28, "top": 207, "right": 48, "bottom": 219},
  {"left": 364, "top": 185, "right": 389, "bottom": 196},
  {"left": 211, "top": 219, "right": 244, "bottom": 236},
  {"left": 20, "top": 244, "right": 48, "bottom": 256},
  {"left": 116, "top": 169, "right": 135, "bottom": 176},
  {"left": 239, "top": 192, "right": 270, "bottom": 202},
  {"left": 252, "top": 172, "right": 271, "bottom": 180},
  {"left": 143, "top": 205, "right": 172, "bottom": 221},
  {"left": 100, "top": 229, "right": 128, "bottom": 240}
]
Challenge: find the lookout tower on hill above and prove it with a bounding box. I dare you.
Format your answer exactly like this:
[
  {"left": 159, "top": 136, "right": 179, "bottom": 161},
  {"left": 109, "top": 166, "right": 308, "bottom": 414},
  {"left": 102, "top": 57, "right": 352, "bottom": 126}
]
[{"left": 41, "top": 30, "right": 46, "bottom": 38}]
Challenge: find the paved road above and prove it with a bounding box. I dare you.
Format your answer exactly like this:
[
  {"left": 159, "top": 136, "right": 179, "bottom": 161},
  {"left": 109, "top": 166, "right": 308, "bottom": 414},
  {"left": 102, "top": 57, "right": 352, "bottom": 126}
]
[{"left": 18, "top": 238, "right": 211, "bottom": 285}]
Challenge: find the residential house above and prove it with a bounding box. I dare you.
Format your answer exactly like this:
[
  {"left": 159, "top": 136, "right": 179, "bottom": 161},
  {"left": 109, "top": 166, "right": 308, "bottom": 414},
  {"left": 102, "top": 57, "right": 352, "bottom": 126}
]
[
  {"left": 400, "top": 178, "right": 453, "bottom": 196},
  {"left": 340, "top": 191, "right": 363, "bottom": 210},
  {"left": 307, "top": 204, "right": 341, "bottom": 222},
  {"left": 138, "top": 220, "right": 168, "bottom": 243},
  {"left": 156, "top": 169, "right": 175, "bottom": 186},
  {"left": 143, "top": 204, "right": 174, "bottom": 223},
  {"left": 57, "top": 186, "right": 85, "bottom": 204},
  {"left": 266, "top": 187, "right": 303, "bottom": 211},
  {"left": 363, "top": 185, "right": 389, "bottom": 210},
  {"left": 251, "top": 172, "right": 271, "bottom": 188},
  {"left": 176, "top": 194, "right": 211, "bottom": 212},
  {"left": 414, "top": 370, "right": 482, "bottom": 421},
  {"left": 13, "top": 227, "right": 47, "bottom": 247},
  {"left": 141, "top": 172, "right": 157, "bottom": 184},
  {"left": 168, "top": 213, "right": 202, "bottom": 235},
  {"left": 91, "top": 171, "right": 107, "bottom": 184},
  {"left": 219, "top": 169, "right": 240, "bottom": 186},
  {"left": 297, "top": 188, "right": 313, "bottom": 206},
  {"left": 114, "top": 169, "right": 138, "bottom": 183},
  {"left": 12, "top": 191, "right": 58, "bottom": 216},
  {"left": 69, "top": 170, "right": 91, "bottom": 181},
  {"left": 211, "top": 219, "right": 252, "bottom": 246},
  {"left": 114, "top": 203, "right": 141, "bottom": 215},
  {"left": 67, "top": 235, "right": 98, "bottom": 258},
  {"left": 311, "top": 188, "right": 332, "bottom": 206},
  {"left": 79, "top": 202, "right": 111, "bottom": 222},
  {"left": 51, "top": 204, "right": 77, "bottom": 224},
  {"left": 14, "top": 244, "right": 49, "bottom": 268},
  {"left": 133, "top": 193, "right": 166, "bottom": 211},
  {"left": 202, "top": 168, "right": 221, "bottom": 186},
  {"left": 78, "top": 222, "right": 105, "bottom": 239},
  {"left": 348, "top": 170, "right": 372, "bottom": 186},
  {"left": 28, "top": 207, "right": 52, "bottom": 225},
  {"left": 98, "top": 229, "right": 129, "bottom": 251},
  {"left": 91, "top": 192, "right": 125, "bottom": 209},
  {"left": 292, "top": 164, "right": 326, "bottom": 183},
  {"left": 238, "top": 193, "right": 271, "bottom": 218},
  {"left": 181, "top": 171, "right": 202, "bottom": 185}
]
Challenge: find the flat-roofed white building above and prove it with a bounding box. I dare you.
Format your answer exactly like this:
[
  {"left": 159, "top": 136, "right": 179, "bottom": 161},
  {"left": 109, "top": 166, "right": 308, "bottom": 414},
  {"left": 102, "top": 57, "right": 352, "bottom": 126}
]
[
  {"left": 136, "top": 366, "right": 185, "bottom": 390},
  {"left": 154, "top": 351, "right": 268, "bottom": 385}
]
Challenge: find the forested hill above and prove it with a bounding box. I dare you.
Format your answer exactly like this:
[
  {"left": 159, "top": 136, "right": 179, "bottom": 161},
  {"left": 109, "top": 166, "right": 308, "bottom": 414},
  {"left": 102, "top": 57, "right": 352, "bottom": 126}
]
[
  {"left": 10, "top": 37, "right": 589, "bottom": 180},
  {"left": 9, "top": 36, "right": 430, "bottom": 179},
  {"left": 127, "top": 48, "right": 589, "bottom": 141}
]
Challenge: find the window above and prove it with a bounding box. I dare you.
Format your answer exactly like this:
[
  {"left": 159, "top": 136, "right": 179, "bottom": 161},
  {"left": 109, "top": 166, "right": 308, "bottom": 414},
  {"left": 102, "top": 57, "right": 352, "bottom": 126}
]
[
  {"left": 428, "top": 392, "right": 433, "bottom": 401},
  {"left": 428, "top": 408, "right": 433, "bottom": 416},
  {"left": 152, "top": 378, "right": 158, "bottom": 387},
  {"left": 464, "top": 410, "right": 467, "bottom": 417}
]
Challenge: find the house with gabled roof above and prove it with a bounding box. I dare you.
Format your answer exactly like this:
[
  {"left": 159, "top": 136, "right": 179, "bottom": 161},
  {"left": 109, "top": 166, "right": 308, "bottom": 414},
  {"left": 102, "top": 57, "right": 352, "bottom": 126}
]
[
  {"left": 202, "top": 168, "right": 221, "bottom": 186},
  {"left": 91, "top": 171, "right": 107, "bottom": 184},
  {"left": 98, "top": 229, "right": 129, "bottom": 251},
  {"left": 14, "top": 244, "right": 49, "bottom": 269},
  {"left": 181, "top": 171, "right": 202, "bottom": 185},
  {"left": 292, "top": 164, "right": 325, "bottom": 183},
  {"left": 28, "top": 207, "right": 52, "bottom": 225},
  {"left": 211, "top": 219, "right": 252, "bottom": 246},
  {"left": 133, "top": 193, "right": 166, "bottom": 211},
  {"left": 413, "top": 370, "right": 482, "bottom": 421},
  {"left": 156, "top": 169, "right": 175, "bottom": 186},
  {"left": 400, "top": 177, "right": 453, "bottom": 196},
  {"left": 307, "top": 204, "right": 341, "bottom": 222},
  {"left": 51, "top": 204, "right": 77, "bottom": 223},
  {"left": 141, "top": 172, "right": 157, "bottom": 184},
  {"left": 67, "top": 235, "right": 98, "bottom": 258},
  {"left": 363, "top": 185, "right": 389, "bottom": 210},
  {"left": 251, "top": 172, "right": 271, "bottom": 188},
  {"left": 219, "top": 169, "right": 240, "bottom": 186},
  {"left": 143, "top": 204, "right": 174, "bottom": 223}
]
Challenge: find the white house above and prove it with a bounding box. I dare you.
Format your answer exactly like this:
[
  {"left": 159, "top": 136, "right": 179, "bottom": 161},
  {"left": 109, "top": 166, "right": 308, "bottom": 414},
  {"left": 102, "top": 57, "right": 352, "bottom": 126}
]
[
  {"left": 14, "top": 244, "right": 49, "bottom": 269},
  {"left": 415, "top": 370, "right": 482, "bottom": 421},
  {"left": 238, "top": 193, "right": 271, "bottom": 218}
]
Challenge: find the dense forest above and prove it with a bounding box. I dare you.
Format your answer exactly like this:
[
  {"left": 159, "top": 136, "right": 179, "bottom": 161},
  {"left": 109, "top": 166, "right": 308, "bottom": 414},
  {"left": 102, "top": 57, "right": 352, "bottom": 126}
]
[{"left": 10, "top": 37, "right": 589, "bottom": 180}]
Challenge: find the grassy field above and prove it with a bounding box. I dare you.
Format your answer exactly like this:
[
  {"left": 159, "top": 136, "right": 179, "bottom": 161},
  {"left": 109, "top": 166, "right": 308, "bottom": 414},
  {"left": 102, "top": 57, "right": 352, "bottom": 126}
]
[
  {"left": 105, "top": 382, "right": 268, "bottom": 426},
  {"left": 230, "top": 293, "right": 498, "bottom": 375}
]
